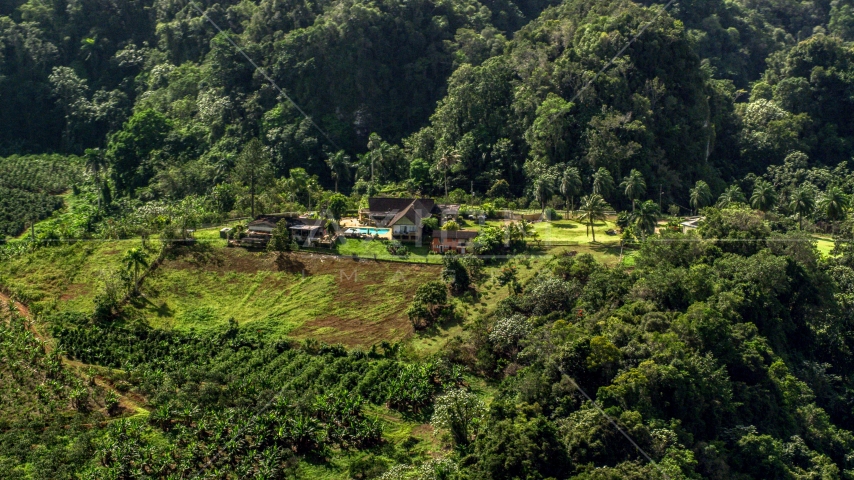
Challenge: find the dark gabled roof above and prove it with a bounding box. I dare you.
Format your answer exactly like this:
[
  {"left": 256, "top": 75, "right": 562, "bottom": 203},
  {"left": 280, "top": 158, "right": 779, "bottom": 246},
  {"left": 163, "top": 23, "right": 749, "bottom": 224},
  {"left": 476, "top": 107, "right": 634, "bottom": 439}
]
[
  {"left": 368, "top": 197, "right": 436, "bottom": 214},
  {"left": 433, "top": 230, "right": 479, "bottom": 240},
  {"left": 292, "top": 217, "right": 325, "bottom": 227},
  {"left": 386, "top": 200, "right": 421, "bottom": 227},
  {"left": 368, "top": 197, "right": 436, "bottom": 226}
]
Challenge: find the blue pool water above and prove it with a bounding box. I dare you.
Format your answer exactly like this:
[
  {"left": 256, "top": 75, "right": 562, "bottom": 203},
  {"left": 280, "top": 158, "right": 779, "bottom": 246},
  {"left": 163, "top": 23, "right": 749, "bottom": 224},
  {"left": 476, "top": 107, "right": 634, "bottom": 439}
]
[{"left": 353, "top": 227, "right": 390, "bottom": 235}]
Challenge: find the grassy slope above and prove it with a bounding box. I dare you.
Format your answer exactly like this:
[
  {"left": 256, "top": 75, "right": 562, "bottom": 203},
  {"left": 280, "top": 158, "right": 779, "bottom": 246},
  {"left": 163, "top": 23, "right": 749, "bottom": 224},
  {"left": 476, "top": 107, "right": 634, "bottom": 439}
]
[
  {"left": 128, "top": 245, "right": 440, "bottom": 345},
  {"left": 0, "top": 240, "right": 127, "bottom": 310}
]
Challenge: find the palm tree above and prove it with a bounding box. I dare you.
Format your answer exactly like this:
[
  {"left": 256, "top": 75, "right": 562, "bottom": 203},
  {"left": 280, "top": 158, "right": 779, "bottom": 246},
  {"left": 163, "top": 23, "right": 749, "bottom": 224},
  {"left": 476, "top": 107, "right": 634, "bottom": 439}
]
[
  {"left": 716, "top": 184, "right": 745, "bottom": 208},
  {"left": 789, "top": 186, "right": 815, "bottom": 230},
  {"left": 631, "top": 200, "right": 659, "bottom": 238},
  {"left": 818, "top": 186, "right": 849, "bottom": 221},
  {"left": 122, "top": 248, "right": 149, "bottom": 293},
  {"left": 324, "top": 150, "right": 352, "bottom": 193},
  {"left": 533, "top": 177, "right": 552, "bottom": 214},
  {"left": 518, "top": 219, "right": 536, "bottom": 238},
  {"left": 689, "top": 180, "right": 712, "bottom": 214},
  {"left": 620, "top": 169, "right": 646, "bottom": 213},
  {"left": 560, "top": 166, "right": 582, "bottom": 216},
  {"left": 750, "top": 179, "right": 777, "bottom": 212},
  {"left": 578, "top": 194, "right": 610, "bottom": 242},
  {"left": 592, "top": 167, "right": 614, "bottom": 198},
  {"left": 437, "top": 149, "right": 461, "bottom": 200}
]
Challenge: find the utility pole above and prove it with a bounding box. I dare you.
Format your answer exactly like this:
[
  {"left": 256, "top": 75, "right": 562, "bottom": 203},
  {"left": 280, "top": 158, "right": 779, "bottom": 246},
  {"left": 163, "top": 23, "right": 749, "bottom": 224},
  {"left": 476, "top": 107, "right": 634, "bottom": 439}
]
[
  {"left": 659, "top": 186, "right": 663, "bottom": 211},
  {"left": 471, "top": 181, "right": 474, "bottom": 200}
]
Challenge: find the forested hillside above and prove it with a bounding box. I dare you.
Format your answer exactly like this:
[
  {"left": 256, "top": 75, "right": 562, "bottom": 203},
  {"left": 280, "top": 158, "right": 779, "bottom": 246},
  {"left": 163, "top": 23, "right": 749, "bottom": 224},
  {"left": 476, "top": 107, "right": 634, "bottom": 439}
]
[
  {"left": 3, "top": 0, "right": 854, "bottom": 203},
  {"left": 3, "top": 0, "right": 854, "bottom": 477}
]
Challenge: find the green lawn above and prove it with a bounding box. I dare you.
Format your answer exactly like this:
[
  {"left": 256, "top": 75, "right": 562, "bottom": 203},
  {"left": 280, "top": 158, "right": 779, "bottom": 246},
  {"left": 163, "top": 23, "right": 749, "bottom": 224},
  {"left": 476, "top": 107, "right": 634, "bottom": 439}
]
[
  {"left": 333, "top": 238, "right": 443, "bottom": 264},
  {"left": 814, "top": 236, "right": 834, "bottom": 257},
  {"left": 531, "top": 218, "right": 621, "bottom": 245}
]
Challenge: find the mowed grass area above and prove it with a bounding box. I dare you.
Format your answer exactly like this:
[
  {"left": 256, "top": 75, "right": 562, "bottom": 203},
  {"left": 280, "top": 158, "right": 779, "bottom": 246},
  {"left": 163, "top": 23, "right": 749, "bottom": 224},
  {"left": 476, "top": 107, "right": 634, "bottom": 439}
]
[
  {"left": 333, "top": 238, "right": 442, "bottom": 264},
  {"left": 815, "top": 236, "right": 835, "bottom": 256},
  {"left": 488, "top": 218, "right": 635, "bottom": 266},
  {"left": 126, "top": 246, "right": 441, "bottom": 346}
]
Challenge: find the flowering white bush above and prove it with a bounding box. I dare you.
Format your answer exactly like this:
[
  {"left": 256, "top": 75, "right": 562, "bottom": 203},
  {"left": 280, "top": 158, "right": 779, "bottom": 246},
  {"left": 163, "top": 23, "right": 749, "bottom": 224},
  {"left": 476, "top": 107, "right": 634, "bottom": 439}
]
[
  {"left": 430, "top": 388, "right": 486, "bottom": 447},
  {"left": 379, "top": 458, "right": 458, "bottom": 480},
  {"left": 488, "top": 314, "right": 531, "bottom": 352}
]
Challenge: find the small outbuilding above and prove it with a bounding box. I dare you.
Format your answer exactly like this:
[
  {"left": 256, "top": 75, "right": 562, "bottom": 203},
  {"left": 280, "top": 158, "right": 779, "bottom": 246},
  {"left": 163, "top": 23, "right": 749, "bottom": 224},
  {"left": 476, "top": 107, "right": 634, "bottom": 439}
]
[
  {"left": 679, "top": 216, "right": 704, "bottom": 234},
  {"left": 431, "top": 230, "right": 479, "bottom": 254}
]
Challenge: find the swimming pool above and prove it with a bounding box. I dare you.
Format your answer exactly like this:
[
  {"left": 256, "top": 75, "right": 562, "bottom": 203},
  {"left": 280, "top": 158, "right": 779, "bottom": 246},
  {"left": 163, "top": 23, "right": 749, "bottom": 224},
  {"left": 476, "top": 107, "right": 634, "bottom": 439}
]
[{"left": 347, "top": 227, "right": 390, "bottom": 236}]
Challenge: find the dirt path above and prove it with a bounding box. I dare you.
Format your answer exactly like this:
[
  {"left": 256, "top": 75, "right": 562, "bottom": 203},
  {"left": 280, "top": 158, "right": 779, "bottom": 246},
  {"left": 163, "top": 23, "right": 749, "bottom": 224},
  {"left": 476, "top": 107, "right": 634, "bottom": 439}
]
[{"left": 0, "top": 291, "right": 148, "bottom": 415}]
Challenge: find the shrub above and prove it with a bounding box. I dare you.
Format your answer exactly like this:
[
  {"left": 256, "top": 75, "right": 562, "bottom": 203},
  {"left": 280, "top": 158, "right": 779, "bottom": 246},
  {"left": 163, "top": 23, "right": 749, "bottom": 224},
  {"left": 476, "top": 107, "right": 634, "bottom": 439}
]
[
  {"left": 487, "top": 179, "right": 511, "bottom": 199},
  {"left": 521, "top": 275, "right": 576, "bottom": 316},
  {"left": 481, "top": 202, "right": 497, "bottom": 219},
  {"left": 407, "top": 281, "right": 450, "bottom": 329},
  {"left": 105, "top": 390, "right": 121, "bottom": 416},
  {"left": 431, "top": 389, "right": 486, "bottom": 447},
  {"left": 442, "top": 256, "right": 471, "bottom": 294},
  {"left": 441, "top": 220, "right": 460, "bottom": 231},
  {"left": 488, "top": 314, "right": 531, "bottom": 356},
  {"left": 386, "top": 240, "right": 410, "bottom": 257}
]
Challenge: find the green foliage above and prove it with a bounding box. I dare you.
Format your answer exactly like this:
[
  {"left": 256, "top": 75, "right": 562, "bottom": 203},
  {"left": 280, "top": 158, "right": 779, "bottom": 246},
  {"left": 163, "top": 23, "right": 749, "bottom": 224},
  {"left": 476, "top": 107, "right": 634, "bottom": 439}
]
[
  {"left": 409, "top": 158, "right": 431, "bottom": 187},
  {"left": 689, "top": 180, "right": 713, "bottom": 212},
  {"left": 442, "top": 255, "right": 471, "bottom": 294},
  {"left": 232, "top": 138, "right": 274, "bottom": 217},
  {"left": 327, "top": 192, "right": 348, "bottom": 220},
  {"left": 0, "top": 155, "right": 83, "bottom": 237},
  {"left": 496, "top": 264, "right": 518, "bottom": 293},
  {"left": 386, "top": 240, "right": 410, "bottom": 257},
  {"left": 750, "top": 178, "right": 778, "bottom": 212},
  {"left": 107, "top": 110, "right": 172, "bottom": 194},
  {"left": 441, "top": 220, "right": 460, "bottom": 231},
  {"left": 591, "top": 167, "right": 615, "bottom": 198},
  {"left": 7, "top": 0, "right": 854, "bottom": 475},
  {"left": 121, "top": 247, "right": 149, "bottom": 293},
  {"left": 630, "top": 200, "right": 660, "bottom": 238},
  {"left": 464, "top": 413, "right": 571, "bottom": 479},
  {"left": 578, "top": 194, "right": 611, "bottom": 242},
  {"left": 716, "top": 184, "right": 746, "bottom": 208},
  {"left": 37, "top": 318, "right": 471, "bottom": 474},
  {"left": 459, "top": 204, "right": 854, "bottom": 478},
  {"left": 620, "top": 169, "right": 646, "bottom": 212},
  {"left": 407, "top": 280, "right": 450, "bottom": 329},
  {"left": 267, "top": 219, "right": 294, "bottom": 252},
  {"left": 431, "top": 388, "right": 486, "bottom": 448},
  {"left": 819, "top": 186, "right": 849, "bottom": 221},
  {"left": 487, "top": 179, "right": 511, "bottom": 199}
]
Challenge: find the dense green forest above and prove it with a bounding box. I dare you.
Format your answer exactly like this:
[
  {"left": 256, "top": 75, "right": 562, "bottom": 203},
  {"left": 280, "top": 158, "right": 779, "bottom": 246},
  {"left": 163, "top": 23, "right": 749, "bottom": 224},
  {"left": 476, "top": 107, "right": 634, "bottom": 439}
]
[
  {"left": 3, "top": 0, "right": 854, "bottom": 204},
  {"left": 3, "top": 0, "right": 854, "bottom": 477}
]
